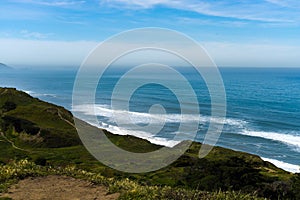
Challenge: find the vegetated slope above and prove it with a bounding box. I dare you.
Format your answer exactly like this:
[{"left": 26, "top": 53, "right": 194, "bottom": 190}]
[
  {"left": 0, "top": 87, "right": 80, "bottom": 148},
  {"left": 0, "top": 87, "right": 299, "bottom": 199}
]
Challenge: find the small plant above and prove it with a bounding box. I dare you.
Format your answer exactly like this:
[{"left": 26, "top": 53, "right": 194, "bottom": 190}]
[{"left": 0, "top": 159, "right": 265, "bottom": 200}]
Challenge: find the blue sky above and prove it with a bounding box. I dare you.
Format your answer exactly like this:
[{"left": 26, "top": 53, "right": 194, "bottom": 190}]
[{"left": 1, "top": 0, "right": 300, "bottom": 67}]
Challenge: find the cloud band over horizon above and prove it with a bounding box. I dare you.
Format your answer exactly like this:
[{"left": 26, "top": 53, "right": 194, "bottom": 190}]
[
  {"left": 0, "top": 0, "right": 300, "bottom": 67},
  {"left": 1, "top": 37, "right": 300, "bottom": 68}
]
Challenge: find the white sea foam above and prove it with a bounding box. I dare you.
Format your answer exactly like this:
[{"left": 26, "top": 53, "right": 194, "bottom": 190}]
[
  {"left": 240, "top": 130, "right": 300, "bottom": 152},
  {"left": 72, "top": 104, "right": 246, "bottom": 126},
  {"left": 23, "top": 90, "right": 57, "bottom": 98},
  {"left": 262, "top": 157, "right": 300, "bottom": 173},
  {"left": 88, "top": 120, "right": 181, "bottom": 147},
  {"left": 23, "top": 90, "right": 34, "bottom": 95},
  {"left": 73, "top": 104, "right": 300, "bottom": 173},
  {"left": 73, "top": 104, "right": 300, "bottom": 152},
  {"left": 73, "top": 104, "right": 198, "bottom": 124},
  {"left": 72, "top": 104, "right": 247, "bottom": 148}
]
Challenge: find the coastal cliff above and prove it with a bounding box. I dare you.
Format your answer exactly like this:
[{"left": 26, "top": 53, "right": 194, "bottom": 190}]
[{"left": 0, "top": 87, "right": 299, "bottom": 199}]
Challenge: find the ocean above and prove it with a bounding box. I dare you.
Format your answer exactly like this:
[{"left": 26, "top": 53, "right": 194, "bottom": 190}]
[{"left": 1, "top": 67, "right": 299, "bottom": 173}]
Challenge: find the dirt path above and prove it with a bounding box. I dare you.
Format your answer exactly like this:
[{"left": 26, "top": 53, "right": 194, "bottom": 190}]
[
  {"left": 0, "top": 132, "right": 29, "bottom": 152},
  {"left": 57, "top": 109, "right": 76, "bottom": 129},
  {"left": 0, "top": 175, "right": 119, "bottom": 200}
]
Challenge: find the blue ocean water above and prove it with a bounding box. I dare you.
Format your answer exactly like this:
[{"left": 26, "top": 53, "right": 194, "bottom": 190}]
[{"left": 0, "top": 67, "right": 299, "bottom": 172}]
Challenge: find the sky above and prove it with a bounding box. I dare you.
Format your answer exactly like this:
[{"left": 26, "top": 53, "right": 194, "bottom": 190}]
[{"left": 1, "top": 0, "right": 300, "bottom": 68}]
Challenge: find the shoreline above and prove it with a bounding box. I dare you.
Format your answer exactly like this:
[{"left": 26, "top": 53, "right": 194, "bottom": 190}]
[
  {"left": 77, "top": 115, "right": 300, "bottom": 174},
  {"left": 15, "top": 88, "right": 300, "bottom": 174},
  {"left": 261, "top": 157, "right": 300, "bottom": 174}
]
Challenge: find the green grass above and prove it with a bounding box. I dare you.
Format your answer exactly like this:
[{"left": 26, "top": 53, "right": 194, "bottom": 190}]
[
  {"left": 0, "top": 87, "right": 80, "bottom": 148},
  {"left": 0, "top": 159, "right": 265, "bottom": 200}
]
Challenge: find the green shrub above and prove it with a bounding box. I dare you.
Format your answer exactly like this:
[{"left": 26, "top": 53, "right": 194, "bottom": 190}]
[
  {"left": 1, "top": 101, "right": 16, "bottom": 112},
  {"left": 0, "top": 159, "right": 265, "bottom": 200}
]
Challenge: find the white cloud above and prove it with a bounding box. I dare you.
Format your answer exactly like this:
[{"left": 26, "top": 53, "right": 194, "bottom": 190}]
[
  {"left": 35, "top": 0, "right": 86, "bottom": 7},
  {"left": 102, "top": 0, "right": 299, "bottom": 23},
  {"left": 203, "top": 42, "right": 300, "bottom": 67},
  {"left": 265, "top": 0, "right": 300, "bottom": 8},
  {"left": 0, "top": 38, "right": 299, "bottom": 68},
  {"left": 0, "top": 6, "right": 48, "bottom": 20},
  {"left": 0, "top": 38, "right": 97, "bottom": 68},
  {"left": 175, "top": 17, "right": 248, "bottom": 27},
  {"left": 11, "top": 0, "right": 86, "bottom": 7},
  {"left": 20, "top": 30, "right": 52, "bottom": 39}
]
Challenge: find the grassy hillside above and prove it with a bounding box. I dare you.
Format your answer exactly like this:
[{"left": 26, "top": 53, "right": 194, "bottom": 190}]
[
  {"left": 0, "top": 87, "right": 80, "bottom": 148},
  {"left": 0, "top": 87, "right": 299, "bottom": 199}
]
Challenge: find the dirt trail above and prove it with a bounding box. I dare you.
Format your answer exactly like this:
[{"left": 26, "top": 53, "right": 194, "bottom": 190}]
[
  {"left": 57, "top": 108, "right": 76, "bottom": 129},
  {"left": 0, "top": 131, "right": 29, "bottom": 152},
  {"left": 0, "top": 175, "right": 119, "bottom": 200}
]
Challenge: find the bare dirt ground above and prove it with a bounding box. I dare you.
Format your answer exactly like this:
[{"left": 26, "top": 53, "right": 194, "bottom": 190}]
[{"left": 0, "top": 175, "right": 119, "bottom": 200}]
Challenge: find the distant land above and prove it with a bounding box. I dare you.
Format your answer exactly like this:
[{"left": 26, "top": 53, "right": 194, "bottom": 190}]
[
  {"left": 0, "top": 87, "right": 299, "bottom": 200},
  {"left": 0, "top": 63, "right": 13, "bottom": 70}
]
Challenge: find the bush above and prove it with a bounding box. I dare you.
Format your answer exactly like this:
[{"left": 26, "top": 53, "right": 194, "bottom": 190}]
[{"left": 1, "top": 102, "right": 16, "bottom": 112}]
